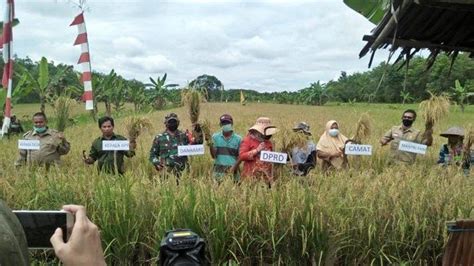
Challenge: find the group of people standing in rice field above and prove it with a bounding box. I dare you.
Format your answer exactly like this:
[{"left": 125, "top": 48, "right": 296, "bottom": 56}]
[{"left": 14, "top": 109, "right": 474, "bottom": 182}]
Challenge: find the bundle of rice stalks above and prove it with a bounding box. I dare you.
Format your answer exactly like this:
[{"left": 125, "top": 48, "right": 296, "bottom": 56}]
[
  {"left": 419, "top": 92, "right": 450, "bottom": 131},
  {"left": 200, "top": 119, "right": 212, "bottom": 144},
  {"left": 463, "top": 125, "right": 473, "bottom": 165},
  {"left": 53, "top": 96, "right": 75, "bottom": 132},
  {"left": 125, "top": 116, "right": 153, "bottom": 141},
  {"left": 278, "top": 128, "right": 308, "bottom": 154},
  {"left": 181, "top": 88, "right": 202, "bottom": 124},
  {"left": 352, "top": 113, "right": 372, "bottom": 144}
]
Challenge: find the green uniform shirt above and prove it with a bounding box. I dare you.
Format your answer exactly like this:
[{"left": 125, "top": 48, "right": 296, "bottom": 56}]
[
  {"left": 149, "top": 130, "right": 189, "bottom": 172},
  {"left": 15, "top": 128, "right": 70, "bottom": 167},
  {"left": 0, "top": 200, "right": 29, "bottom": 266},
  {"left": 382, "top": 125, "right": 422, "bottom": 164},
  {"left": 89, "top": 134, "right": 135, "bottom": 175},
  {"left": 212, "top": 132, "right": 242, "bottom": 181}
]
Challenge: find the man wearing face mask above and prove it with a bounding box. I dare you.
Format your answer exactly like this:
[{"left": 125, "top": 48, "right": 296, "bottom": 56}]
[
  {"left": 380, "top": 109, "right": 432, "bottom": 164},
  {"left": 208, "top": 114, "right": 242, "bottom": 182},
  {"left": 15, "top": 112, "right": 70, "bottom": 168},
  {"left": 149, "top": 113, "right": 193, "bottom": 177}
]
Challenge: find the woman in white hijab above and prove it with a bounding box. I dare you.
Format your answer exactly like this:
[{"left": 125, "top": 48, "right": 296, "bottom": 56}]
[{"left": 316, "top": 120, "right": 349, "bottom": 171}]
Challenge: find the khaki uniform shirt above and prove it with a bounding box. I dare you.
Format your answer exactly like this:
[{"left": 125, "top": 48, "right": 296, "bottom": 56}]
[
  {"left": 382, "top": 125, "right": 422, "bottom": 164},
  {"left": 15, "top": 128, "right": 70, "bottom": 166}
]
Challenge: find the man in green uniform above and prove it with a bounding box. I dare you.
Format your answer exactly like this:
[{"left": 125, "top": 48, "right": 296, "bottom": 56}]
[
  {"left": 83, "top": 116, "right": 136, "bottom": 175},
  {"left": 208, "top": 114, "right": 242, "bottom": 182},
  {"left": 8, "top": 115, "right": 24, "bottom": 135},
  {"left": 150, "top": 113, "right": 202, "bottom": 178},
  {"left": 380, "top": 109, "right": 432, "bottom": 164},
  {"left": 15, "top": 112, "right": 70, "bottom": 168}
]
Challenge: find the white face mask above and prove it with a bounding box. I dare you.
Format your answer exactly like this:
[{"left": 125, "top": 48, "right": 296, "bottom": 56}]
[{"left": 328, "top": 129, "right": 339, "bottom": 137}]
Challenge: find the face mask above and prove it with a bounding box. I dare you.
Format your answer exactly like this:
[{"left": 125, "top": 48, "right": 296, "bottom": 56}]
[
  {"left": 34, "top": 126, "right": 47, "bottom": 134},
  {"left": 166, "top": 124, "right": 178, "bottom": 132},
  {"left": 328, "top": 129, "right": 339, "bottom": 137},
  {"left": 402, "top": 119, "right": 414, "bottom": 127},
  {"left": 222, "top": 124, "right": 233, "bottom": 133}
]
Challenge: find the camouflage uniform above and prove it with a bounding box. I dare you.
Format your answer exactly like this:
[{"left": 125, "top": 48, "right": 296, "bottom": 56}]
[
  {"left": 0, "top": 200, "right": 29, "bottom": 265},
  {"left": 15, "top": 128, "right": 70, "bottom": 167},
  {"left": 149, "top": 130, "right": 189, "bottom": 174}
]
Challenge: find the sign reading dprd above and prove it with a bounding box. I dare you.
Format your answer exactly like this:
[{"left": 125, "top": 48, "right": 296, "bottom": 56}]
[{"left": 260, "top": 151, "right": 287, "bottom": 164}]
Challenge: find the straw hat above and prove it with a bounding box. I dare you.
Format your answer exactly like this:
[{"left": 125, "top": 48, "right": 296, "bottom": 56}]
[
  {"left": 249, "top": 117, "right": 278, "bottom": 136},
  {"left": 440, "top": 126, "right": 464, "bottom": 138}
]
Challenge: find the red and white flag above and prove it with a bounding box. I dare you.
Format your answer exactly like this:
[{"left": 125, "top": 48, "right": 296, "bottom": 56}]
[
  {"left": 1, "top": 0, "right": 14, "bottom": 136},
  {"left": 70, "top": 12, "right": 93, "bottom": 110}
]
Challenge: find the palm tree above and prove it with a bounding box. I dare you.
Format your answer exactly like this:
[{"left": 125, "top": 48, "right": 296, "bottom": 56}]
[{"left": 147, "top": 73, "right": 170, "bottom": 110}]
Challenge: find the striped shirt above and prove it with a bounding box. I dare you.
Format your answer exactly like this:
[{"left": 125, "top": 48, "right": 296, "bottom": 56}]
[{"left": 212, "top": 132, "right": 242, "bottom": 180}]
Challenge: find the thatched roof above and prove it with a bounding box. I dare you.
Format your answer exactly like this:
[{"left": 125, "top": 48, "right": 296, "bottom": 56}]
[{"left": 359, "top": 0, "right": 474, "bottom": 68}]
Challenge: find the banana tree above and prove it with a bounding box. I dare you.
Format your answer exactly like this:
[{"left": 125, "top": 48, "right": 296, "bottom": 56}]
[
  {"left": 400, "top": 89, "right": 413, "bottom": 105},
  {"left": 19, "top": 57, "right": 69, "bottom": 113},
  {"left": 343, "top": 0, "right": 390, "bottom": 24},
  {"left": 452, "top": 80, "right": 467, "bottom": 113},
  {"left": 147, "top": 73, "right": 170, "bottom": 110}
]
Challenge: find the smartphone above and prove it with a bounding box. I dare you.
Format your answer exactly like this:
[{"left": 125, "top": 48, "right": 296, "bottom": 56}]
[{"left": 13, "top": 210, "right": 74, "bottom": 249}]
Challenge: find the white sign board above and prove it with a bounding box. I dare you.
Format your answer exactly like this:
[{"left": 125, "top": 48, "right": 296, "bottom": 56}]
[
  {"left": 178, "top": 145, "right": 205, "bottom": 156},
  {"left": 260, "top": 151, "right": 287, "bottom": 164},
  {"left": 18, "top": 140, "right": 40, "bottom": 150},
  {"left": 102, "top": 140, "right": 129, "bottom": 151},
  {"left": 398, "top": 140, "right": 427, "bottom": 155},
  {"left": 345, "top": 144, "right": 373, "bottom": 156}
]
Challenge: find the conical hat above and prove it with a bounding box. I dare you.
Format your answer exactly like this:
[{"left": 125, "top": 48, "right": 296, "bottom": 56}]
[{"left": 440, "top": 126, "right": 464, "bottom": 137}]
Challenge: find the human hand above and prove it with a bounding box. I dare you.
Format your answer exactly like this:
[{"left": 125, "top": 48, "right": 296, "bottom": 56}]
[
  {"left": 256, "top": 142, "right": 266, "bottom": 152},
  {"left": 57, "top": 132, "right": 64, "bottom": 140},
  {"left": 83, "top": 157, "right": 94, "bottom": 165},
  {"left": 129, "top": 139, "right": 137, "bottom": 150},
  {"left": 50, "top": 205, "right": 105, "bottom": 266},
  {"left": 154, "top": 164, "right": 164, "bottom": 171}
]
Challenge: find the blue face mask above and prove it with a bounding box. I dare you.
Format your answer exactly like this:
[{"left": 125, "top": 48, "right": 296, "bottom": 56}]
[
  {"left": 34, "top": 126, "right": 47, "bottom": 134},
  {"left": 328, "top": 129, "right": 339, "bottom": 137},
  {"left": 222, "top": 124, "right": 233, "bottom": 133}
]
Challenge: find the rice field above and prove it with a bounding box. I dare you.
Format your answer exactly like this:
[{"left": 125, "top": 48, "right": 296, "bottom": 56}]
[{"left": 1, "top": 102, "right": 473, "bottom": 265}]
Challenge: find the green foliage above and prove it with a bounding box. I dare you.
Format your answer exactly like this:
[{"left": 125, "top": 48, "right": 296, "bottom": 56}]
[
  {"left": 189, "top": 74, "right": 224, "bottom": 101},
  {"left": 343, "top": 0, "right": 390, "bottom": 24},
  {"left": 452, "top": 80, "right": 467, "bottom": 112}
]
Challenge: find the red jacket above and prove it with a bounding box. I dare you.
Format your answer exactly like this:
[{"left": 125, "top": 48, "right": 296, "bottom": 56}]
[{"left": 239, "top": 134, "right": 273, "bottom": 181}]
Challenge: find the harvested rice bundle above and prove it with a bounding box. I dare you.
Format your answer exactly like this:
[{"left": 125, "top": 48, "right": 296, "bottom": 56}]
[
  {"left": 352, "top": 113, "right": 372, "bottom": 144},
  {"left": 419, "top": 92, "right": 450, "bottom": 144},
  {"left": 182, "top": 88, "right": 202, "bottom": 124},
  {"left": 53, "top": 95, "right": 75, "bottom": 132},
  {"left": 125, "top": 116, "right": 153, "bottom": 141},
  {"left": 278, "top": 127, "right": 308, "bottom": 154},
  {"left": 419, "top": 93, "right": 450, "bottom": 131},
  {"left": 463, "top": 125, "right": 473, "bottom": 166},
  {"left": 200, "top": 119, "right": 212, "bottom": 144}
]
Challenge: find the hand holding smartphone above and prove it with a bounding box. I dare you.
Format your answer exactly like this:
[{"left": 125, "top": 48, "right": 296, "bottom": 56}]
[{"left": 13, "top": 210, "right": 74, "bottom": 249}]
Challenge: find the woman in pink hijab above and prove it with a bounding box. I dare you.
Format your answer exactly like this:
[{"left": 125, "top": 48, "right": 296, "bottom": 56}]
[{"left": 316, "top": 120, "right": 349, "bottom": 171}]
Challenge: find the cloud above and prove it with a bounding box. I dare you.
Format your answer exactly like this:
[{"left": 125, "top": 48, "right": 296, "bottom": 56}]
[{"left": 11, "top": 0, "right": 388, "bottom": 92}]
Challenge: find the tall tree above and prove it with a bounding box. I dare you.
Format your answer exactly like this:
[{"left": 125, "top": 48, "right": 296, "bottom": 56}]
[{"left": 20, "top": 57, "right": 69, "bottom": 113}]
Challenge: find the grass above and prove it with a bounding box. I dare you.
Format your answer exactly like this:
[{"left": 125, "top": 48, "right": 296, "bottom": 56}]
[{"left": 1, "top": 102, "right": 473, "bottom": 265}]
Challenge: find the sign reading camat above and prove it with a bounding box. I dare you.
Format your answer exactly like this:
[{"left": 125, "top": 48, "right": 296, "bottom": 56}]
[
  {"left": 260, "top": 151, "right": 287, "bottom": 164},
  {"left": 345, "top": 144, "right": 372, "bottom": 156},
  {"left": 18, "top": 140, "right": 41, "bottom": 150},
  {"left": 398, "top": 140, "right": 427, "bottom": 155},
  {"left": 102, "top": 140, "right": 129, "bottom": 151},
  {"left": 178, "top": 145, "right": 205, "bottom": 156}
]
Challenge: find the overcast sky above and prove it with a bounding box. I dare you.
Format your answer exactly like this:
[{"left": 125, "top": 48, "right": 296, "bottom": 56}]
[{"left": 11, "top": 0, "right": 390, "bottom": 92}]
